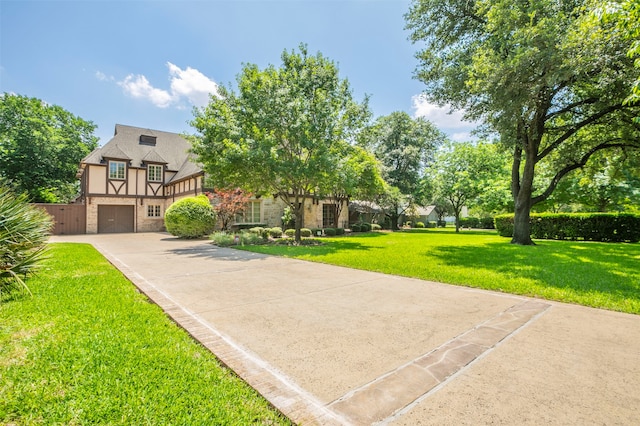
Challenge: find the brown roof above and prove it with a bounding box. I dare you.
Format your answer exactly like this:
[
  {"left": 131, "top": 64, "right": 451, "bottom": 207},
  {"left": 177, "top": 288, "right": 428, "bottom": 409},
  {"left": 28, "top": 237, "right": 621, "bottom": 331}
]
[{"left": 81, "top": 124, "right": 202, "bottom": 181}]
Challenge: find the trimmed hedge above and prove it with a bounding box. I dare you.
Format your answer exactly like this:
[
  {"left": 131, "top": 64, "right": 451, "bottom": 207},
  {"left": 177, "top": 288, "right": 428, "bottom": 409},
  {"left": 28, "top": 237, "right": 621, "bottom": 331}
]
[
  {"left": 310, "top": 228, "right": 323, "bottom": 237},
  {"left": 324, "top": 227, "right": 336, "bottom": 236},
  {"left": 350, "top": 224, "right": 361, "bottom": 232},
  {"left": 284, "top": 228, "right": 312, "bottom": 238},
  {"left": 415, "top": 221, "right": 425, "bottom": 228},
  {"left": 495, "top": 213, "right": 640, "bottom": 242},
  {"left": 371, "top": 224, "right": 381, "bottom": 231},
  {"left": 459, "top": 217, "right": 495, "bottom": 229}
]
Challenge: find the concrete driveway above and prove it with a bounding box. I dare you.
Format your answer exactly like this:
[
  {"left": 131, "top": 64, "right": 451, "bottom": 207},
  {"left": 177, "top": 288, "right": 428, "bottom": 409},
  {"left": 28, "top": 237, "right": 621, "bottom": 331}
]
[{"left": 50, "top": 232, "right": 640, "bottom": 425}]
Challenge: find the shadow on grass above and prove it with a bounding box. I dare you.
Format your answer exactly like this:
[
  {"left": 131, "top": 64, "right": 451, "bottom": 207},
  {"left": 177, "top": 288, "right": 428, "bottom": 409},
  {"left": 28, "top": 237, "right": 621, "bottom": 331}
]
[{"left": 428, "top": 240, "right": 640, "bottom": 302}]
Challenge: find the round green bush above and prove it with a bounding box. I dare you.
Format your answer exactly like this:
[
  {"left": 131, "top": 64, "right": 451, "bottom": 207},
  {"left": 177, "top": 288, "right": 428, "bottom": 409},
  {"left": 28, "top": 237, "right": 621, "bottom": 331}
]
[
  {"left": 335, "top": 228, "right": 345, "bottom": 235},
  {"left": 360, "top": 222, "right": 371, "bottom": 232},
  {"left": 249, "top": 226, "right": 265, "bottom": 235},
  {"left": 351, "top": 224, "right": 361, "bottom": 232},
  {"left": 284, "top": 228, "right": 296, "bottom": 238},
  {"left": 300, "top": 228, "right": 312, "bottom": 237},
  {"left": 164, "top": 195, "right": 217, "bottom": 238},
  {"left": 371, "top": 224, "right": 381, "bottom": 231},
  {"left": 415, "top": 221, "right": 425, "bottom": 228},
  {"left": 324, "top": 227, "right": 336, "bottom": 236},
  {"left": 268, "top": 227, "right": 283, "bottom": 238}
]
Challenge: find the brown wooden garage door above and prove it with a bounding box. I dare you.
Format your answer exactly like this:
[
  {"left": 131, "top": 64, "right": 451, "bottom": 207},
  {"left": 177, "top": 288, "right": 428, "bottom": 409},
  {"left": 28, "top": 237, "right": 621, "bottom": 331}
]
[{"left": 98, "top": 205, "right": 134, "bottom": 233}]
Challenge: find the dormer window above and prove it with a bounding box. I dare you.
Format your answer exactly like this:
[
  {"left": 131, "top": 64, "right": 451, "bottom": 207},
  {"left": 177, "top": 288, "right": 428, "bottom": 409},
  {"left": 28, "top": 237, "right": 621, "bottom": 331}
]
[
  {"left": 109, "top": 161, "right": 126, "bottom": 180},
  {"left": 140, "top": 135, "right": 157, "bottom": 146},
  {"left": 148, "top": 164, "right": 163, "bottom": 182}
]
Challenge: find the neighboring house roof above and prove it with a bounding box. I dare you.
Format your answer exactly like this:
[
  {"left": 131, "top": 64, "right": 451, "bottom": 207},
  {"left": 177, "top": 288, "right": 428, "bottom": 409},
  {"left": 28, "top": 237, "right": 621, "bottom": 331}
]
[
  {"left": 415, "top": 205, "right": 436, "bottom": 216},
  {"left": 81, "top": 124, "right": 202, "bottom": 180},
  {"left": 349, "top": 200, "right": 383, "bottom": 213}
]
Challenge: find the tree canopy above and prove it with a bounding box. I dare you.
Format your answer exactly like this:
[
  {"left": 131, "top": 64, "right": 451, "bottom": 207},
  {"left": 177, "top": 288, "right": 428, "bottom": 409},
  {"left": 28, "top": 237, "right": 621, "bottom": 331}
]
[
  {"left": 359, "top": 111, "right": 445, "bottom": 229},
  {"left": 0, "top": 93, "right": 99, "bottom": 202},
  {"left": 190, "top": 45, "right": 381, "bottom": 241},
  {"left": 406, "top": 0, "right": 640, "bottom": 244},
  {"left": 426, "top": 142, "right": 507, "bottom": 232}
]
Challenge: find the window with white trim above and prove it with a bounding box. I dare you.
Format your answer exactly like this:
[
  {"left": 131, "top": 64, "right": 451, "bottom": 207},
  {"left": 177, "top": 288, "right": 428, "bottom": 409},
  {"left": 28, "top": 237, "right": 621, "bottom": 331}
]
[
  {"left": 148, "top": 164, "right": 163, "bottom": 182},
  {"left": 235, "top": 201, "right": 261, "bottom": 223},
  {"left": 109, "top": 161, "right": 126, "bottom": 180},
  {"left": 147, "top": 205, "right": 162, "bottom": 218}
]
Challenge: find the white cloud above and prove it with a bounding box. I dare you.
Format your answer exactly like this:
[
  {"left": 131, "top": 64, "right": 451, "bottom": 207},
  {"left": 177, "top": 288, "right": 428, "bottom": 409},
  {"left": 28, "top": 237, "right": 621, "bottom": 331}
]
[
  {"left": 118, "top": 74, "right": 173, "bottom": 108},
  {"left": 412, "top": 94, "right": 479, "bottom": 141},
  {"left": 116, "top": 63, "right": 219, "bottom": 109},
  {"left": 167, "top": 62, "right": 220, "bottom": 107},
  {"left": 95, "top": 71, "right": 114, "bottom": 82}
]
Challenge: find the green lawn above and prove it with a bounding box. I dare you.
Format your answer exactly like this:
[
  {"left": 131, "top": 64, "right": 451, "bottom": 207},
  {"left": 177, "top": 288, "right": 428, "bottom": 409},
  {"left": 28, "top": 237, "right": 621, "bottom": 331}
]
[
  {"left": 0, "top": 243, "right": 290, "bottom": 425},
  {"left": 242, "top": 229, "right": 640, "bottom": 314}
]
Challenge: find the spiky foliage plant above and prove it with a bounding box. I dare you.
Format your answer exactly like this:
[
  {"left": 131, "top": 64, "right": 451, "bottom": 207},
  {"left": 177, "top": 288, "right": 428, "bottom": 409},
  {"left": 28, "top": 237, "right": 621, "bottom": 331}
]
[{"left": 0, "top": 185, "right": 53, "bottom": 298}]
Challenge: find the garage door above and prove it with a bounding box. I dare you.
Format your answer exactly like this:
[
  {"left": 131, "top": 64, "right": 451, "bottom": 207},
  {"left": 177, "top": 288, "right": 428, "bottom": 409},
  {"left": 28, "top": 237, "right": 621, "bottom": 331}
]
[{"left": 98, "top": 205, "right": 134, "bottom": 233}]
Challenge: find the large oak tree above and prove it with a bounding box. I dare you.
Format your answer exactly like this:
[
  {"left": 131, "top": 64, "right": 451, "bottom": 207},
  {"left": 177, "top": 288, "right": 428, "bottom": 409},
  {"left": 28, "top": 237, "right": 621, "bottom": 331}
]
[
  {"left": 406, "top": 0, "right": 640, "bottom": 244},
  {"left": 190, "top": 45, "right": 382, "bottom": 242}
]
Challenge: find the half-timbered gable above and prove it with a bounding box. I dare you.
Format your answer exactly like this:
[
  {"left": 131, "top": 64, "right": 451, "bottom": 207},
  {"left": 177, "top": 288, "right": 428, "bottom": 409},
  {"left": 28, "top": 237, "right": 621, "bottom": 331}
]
[{"left": 78, "top": 124, "right": 205, "bottom": 233}]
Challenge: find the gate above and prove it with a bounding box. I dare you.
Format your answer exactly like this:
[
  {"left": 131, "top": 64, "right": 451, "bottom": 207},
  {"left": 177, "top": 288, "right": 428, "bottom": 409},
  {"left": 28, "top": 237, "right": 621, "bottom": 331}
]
[{"left": 33, "top": 203, "right": 86, "bottom": 235}]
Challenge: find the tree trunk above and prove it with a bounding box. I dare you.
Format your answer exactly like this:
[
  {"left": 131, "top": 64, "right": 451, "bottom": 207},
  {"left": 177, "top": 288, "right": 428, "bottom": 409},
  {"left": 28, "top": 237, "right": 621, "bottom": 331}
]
[
  {"left": 389, "top": 213, "right": 399, "bottom": 231},
  {"left": 512, "top": 198, "right": 533, "bottom": 245},
  {"left": 511, "top": 134, "right": 537, "bottom": 245},
  {"left": 294, "top": 206, "right": 303, "bottom": 243}
]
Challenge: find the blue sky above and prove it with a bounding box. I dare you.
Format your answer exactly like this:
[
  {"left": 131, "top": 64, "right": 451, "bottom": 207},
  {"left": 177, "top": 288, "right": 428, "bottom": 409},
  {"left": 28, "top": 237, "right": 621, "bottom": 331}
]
[{"left": 1, "top": 0, "right": 476, "bottom": 145}]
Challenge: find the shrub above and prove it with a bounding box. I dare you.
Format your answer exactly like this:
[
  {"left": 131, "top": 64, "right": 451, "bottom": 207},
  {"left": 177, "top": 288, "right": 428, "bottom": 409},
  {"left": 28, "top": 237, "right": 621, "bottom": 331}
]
[
  {"left": 427, "top": 221, "right": 437, "bottom": 228},
  {"left": 371, "top": 224, "right": 381, "bottom": 231},
  {"left": 210, "top": 231, "right": 265, "bottom": 246},
  {"left": 300, "top": 228, "right": 312, "bottom": 238},
  {"left": 437, "top": 220, "right": 447, "bottom": 228},
  {"left": 494, "top": 215, "right": 514, "bottom": 237},
  {"left": 324, "top": 227, "right": 336, "bottom": 236},
  {"left": 310, "top": 228, "right": 323, "bottom": 237},
  {"left": 459, "top": 217, "right": 479, "bottom": 228},
  {"left": 360, "top": 222, "right": 372, "bottom": 232},
  {"left": 0, "top": 185, "right": 53, "bottom": 297},
  {"left": 350, "top": 224, "right": 361, "bottom": 232},
  {"left": 494, "top": 213, "right": 640, "bottom": 242},
  {"left": 165, "top": 195, "right": 217, "bottom": 238},
  {"left": 335, "top": 228, "right": 345, "bottom": 236},
  {"left": 415, "top": 221, "right": 425, "bottom": 228},
  {"left": 284, "top": 229, "right": 296, "bottom": 238},
  {"left": 268, "top": 227, "right": 283, "bottom": 238},
  {"left": 248, "top": 226, "right": 265, "bottom": 235},
  {"left": 479, "top": 216, "right": 495, "bottom": 229}
]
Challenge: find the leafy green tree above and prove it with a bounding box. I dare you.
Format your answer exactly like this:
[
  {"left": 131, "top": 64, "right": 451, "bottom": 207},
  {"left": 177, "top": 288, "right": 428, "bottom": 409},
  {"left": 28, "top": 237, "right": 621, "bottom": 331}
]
[
  {"left": 406, "top": 0, "right": 640, "bottom": 244},
  {"left": 323, "top": 146, "right": 385, "bottom": 228},
  {"left": 360, "top": 111, "right": 445, "bottom": 229},
  {"left": 535, "top": 151, "right": 640, "bottom": 213},
  {"left": 190, "top": 45, "right": 374, "bottom": 242},
  {"left": 0, "top": 93, "right": 99, "bottom": 202},
  {"left": 0, "top": 182, "right": 53, "bottom": 299},
  {"left": 427, "top": 142, "right": 505, "bottom": 232}
]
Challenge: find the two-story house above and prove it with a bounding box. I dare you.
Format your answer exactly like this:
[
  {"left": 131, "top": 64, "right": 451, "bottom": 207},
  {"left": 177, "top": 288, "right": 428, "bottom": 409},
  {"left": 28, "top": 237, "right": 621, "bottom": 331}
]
[
  {"left": 77, "top": 124, "right": 205, "bottom": 233},
  {"left": 75, "top": 123, "right": 349, "bottom": 234}
]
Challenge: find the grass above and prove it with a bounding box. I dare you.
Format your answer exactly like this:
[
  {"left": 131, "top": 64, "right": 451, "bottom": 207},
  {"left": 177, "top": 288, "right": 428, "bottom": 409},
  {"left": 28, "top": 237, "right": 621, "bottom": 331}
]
[
  {"left": 241, "top": 229, "right": 640, "bottom": 315},
  {"left": 0, "top": 243, "right": 290, "bottom": 425}
]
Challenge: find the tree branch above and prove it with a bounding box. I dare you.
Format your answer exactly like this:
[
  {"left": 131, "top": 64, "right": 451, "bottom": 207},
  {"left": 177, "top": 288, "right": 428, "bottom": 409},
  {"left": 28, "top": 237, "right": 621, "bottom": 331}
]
[
  {"left": 537, "top": 103, "right": 627, "bottom": 162},
  {"left": 532, "top": 142, "right": 636, "bottom": 205},
  {"left": 545, "top": 97, "right": 598, "bottom": 120}
]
